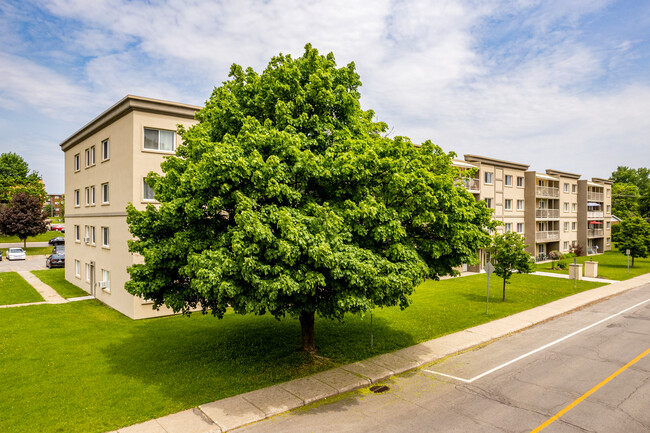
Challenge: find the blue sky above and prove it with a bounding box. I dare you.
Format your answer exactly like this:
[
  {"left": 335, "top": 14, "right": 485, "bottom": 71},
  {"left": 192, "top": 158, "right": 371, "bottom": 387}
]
[{"left": 1, "top": 0, "right": 649, "bottom": 194}]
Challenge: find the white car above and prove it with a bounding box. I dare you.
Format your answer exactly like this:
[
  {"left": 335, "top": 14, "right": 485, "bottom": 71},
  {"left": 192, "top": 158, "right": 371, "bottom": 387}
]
[{"left": 7, "top": 248, "right": 26, "bottom": 261}]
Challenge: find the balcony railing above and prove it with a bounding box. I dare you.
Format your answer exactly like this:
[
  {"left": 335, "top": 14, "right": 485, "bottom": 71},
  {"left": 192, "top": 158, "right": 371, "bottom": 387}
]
[
  {"left": 587, "top": 211, "right": 604, "bottom": 218},
  {"left": 536, "top": 186, "right": 559, "bottom": 198},
  {"left": 588, "top": 191, "right": 604, "bottom": 201},
  {"left": 536, "top": 209, "right": 560, "bottom": 219},
  {"left": 463, "top": 178, "right": 480, "bottom": 192},
  {"left": 536, "top": 230, "right": 560, "bottom": 241},
  {"left": 588, "top": 229, "right": 604, "bottom": 237}
]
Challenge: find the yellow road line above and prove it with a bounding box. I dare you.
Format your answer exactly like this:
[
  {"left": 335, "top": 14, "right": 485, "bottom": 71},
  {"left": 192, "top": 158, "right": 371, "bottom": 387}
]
[{"left": 531, "top": 347, "right": 650, "bottom": 432}]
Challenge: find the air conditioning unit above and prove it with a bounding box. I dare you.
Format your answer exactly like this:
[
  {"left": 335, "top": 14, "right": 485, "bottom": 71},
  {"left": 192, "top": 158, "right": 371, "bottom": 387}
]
[
  {"left": 84, "top": 237, "right": 90, "bottom": 243},
  {"left": 97, "top": 281, "right": 107, "bottom": 289}
]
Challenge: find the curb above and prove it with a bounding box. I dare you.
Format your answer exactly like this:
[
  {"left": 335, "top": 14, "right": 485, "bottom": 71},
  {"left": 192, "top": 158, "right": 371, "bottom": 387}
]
[{"left": 109, "top": 273, "right": 650, "bottom": 433}]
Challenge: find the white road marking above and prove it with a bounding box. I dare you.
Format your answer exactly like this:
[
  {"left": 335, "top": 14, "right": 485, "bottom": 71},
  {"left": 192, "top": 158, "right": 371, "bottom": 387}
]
[{"left": 425, "top": 297, "right": 650, "bottom": 383}]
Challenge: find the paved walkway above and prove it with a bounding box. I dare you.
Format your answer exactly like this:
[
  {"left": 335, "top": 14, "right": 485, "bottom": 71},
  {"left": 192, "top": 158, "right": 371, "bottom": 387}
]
[
  {"left": 532, "top": 270, "right": 619, "bottom": 283},
  {"left": 0, "top": 270, "right": 93, "bottom": 309},
  {"left": 108, "top": 273, "right": 650, "bottom": 433}
]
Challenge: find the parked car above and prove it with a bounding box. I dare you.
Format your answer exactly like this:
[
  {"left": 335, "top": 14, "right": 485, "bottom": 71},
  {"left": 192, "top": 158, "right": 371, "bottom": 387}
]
[
  {"left": 52, "top": 245, "right": 65, "bottom": 255},
  {"left": 7, "top": 248, "right": 26, "bottom": 261},
  {"left": 0, "top": 250, "right": 3, "bottom": 261},
  {"left": 46, "top": 252, "right": 65, "bottom": 268},
  {"left": 48, "top": 236, "right": 65, "bottom": 246},
  {"left": 50, "top": 225, "right": 65, "bottom": 232}
]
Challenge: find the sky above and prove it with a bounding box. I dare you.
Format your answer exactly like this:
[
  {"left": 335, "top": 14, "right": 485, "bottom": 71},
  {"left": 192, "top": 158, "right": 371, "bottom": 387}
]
[{"left": 1, "top": 0, "right": 649, "bottom": 194}]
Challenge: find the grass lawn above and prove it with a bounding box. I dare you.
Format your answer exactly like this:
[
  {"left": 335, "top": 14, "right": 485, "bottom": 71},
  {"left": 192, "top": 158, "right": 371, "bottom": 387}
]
[
  {"left": 0, "top": 230, "right": 62, "bottom": 244},
  {"left": 0, "top": 273, "right": 606, "bottom": 433},
  {"left": 534, "top": 248, "right": 650, "bottom": 280},
  {"left": 0, "top": 272, "right": 44, "bottom": 305},
  {"left": 31, "top": 269, "right": 88, "bottom": 298},
  {"left": 1, "top": 247, "right": 54, "bottom": 257}
]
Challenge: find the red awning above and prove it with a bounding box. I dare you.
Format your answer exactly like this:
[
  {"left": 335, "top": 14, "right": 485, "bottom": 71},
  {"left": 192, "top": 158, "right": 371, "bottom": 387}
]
[{"left": 588, "top": 221, "right": 603, "bottom": 224}]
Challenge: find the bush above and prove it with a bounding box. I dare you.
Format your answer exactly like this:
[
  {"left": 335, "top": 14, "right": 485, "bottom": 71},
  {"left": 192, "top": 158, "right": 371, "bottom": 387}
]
[
  {"left": 564, "top": 252, "right": 577, "bottom": 258},
  {"left": 556, "top": 261, "right": 568, "bottom": 270},
  {"left": 572, "top": 245, "right": 584, "bottom": 256}
]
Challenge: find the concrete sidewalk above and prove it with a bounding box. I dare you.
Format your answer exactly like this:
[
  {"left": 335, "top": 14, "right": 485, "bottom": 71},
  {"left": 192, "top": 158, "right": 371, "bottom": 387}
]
[
  {"left": 109, "top": 273, "right": 650, "bottom": 433},
  {"left": 532, "top": 270, "right": 618, "bottom": 283}
]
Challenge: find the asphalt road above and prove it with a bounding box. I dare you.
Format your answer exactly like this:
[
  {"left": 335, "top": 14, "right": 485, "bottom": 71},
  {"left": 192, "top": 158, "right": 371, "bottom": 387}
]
[{"left": 237, "top": 284, "right": 650, "bottom": 433}]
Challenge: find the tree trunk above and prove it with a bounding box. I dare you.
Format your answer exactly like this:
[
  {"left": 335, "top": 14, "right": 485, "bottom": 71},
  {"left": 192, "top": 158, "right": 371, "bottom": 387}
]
[
  {"left": 632, "top": 256, "right": 635, "bottom": 267},
  {"left": 299, "top": 311, "right": 316, "bottom": 353},
  {"left": 23, "top": 238, "right": 26, "bottom": 249},
  {"left": 502, "top": 277, "right": 507, "bottom": 302}
]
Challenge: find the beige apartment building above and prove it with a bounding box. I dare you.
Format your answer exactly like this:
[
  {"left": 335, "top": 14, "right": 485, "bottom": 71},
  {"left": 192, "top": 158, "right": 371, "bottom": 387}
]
[{"left": 60, "top": 95, "right": 200, "bottom": 319}]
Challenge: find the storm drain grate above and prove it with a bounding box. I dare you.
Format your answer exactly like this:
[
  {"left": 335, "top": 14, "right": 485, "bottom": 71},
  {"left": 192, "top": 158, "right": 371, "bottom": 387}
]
[{"left": 369, "top": 385, "right": 390, "bottom": 393}]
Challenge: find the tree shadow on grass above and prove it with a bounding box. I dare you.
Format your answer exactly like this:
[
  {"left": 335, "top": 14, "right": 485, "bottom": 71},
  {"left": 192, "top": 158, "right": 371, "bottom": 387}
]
[{"left": 99, "top": 310, "right": 417, "bottom": 408}]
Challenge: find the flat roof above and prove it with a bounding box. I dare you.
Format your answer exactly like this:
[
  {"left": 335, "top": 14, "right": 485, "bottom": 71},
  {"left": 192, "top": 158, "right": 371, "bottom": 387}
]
[
  {"left": 592, "top": 177, "right": 613, "bottom": 185},
  {"left": 463, "top": 154, "right": 529, "bottom": 171},
  {"left": 535, "top": 173, "right": 559, "bottom": 181},
  {"left": 59, "top": 95, "right": 201, "bottom": 152},
  {"left": 545, "top": 169, "right": 581, "bottom": 179},
  {"left": 451, "top": 159, "right": 478, "bottom": 169}
]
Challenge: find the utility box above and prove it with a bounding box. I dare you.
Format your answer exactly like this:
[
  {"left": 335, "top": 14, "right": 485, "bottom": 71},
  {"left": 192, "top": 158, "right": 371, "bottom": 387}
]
[
  {"left": 584, "top": 261, "right": 598, "bottom": 278},
  {"left": 569, "top": 263, "right": 583, "bottom": 280}
]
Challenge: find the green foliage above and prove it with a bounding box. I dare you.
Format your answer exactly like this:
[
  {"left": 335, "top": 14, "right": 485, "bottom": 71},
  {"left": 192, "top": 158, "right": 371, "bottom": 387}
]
[
  {"left": 0, "top": 153, "right": 46, "bottom": 204},
  {"left": 615, "top": 216, "right": 650, "bottom": 267},
  {"left": 488, "top": 232, "right": 534, "bottom": 301},
  {"left": 611, "top": 183, "right": 640, "bottom": 219},
  {"left": 610, "top": 166, "right": 650, "bottom": 218},
  {"left": 0, "top": 192, "right": 48, "bottom": 247},
  {"left": 126, "top": 44, "right": 496, "bottom": 351},
  {"left": 556, "top": 261, "right": 567, "bottom": 270}
]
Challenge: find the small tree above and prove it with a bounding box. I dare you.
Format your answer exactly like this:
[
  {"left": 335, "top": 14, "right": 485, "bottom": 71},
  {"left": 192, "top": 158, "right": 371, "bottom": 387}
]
[
  {"left": 0, "top": 192, "right": 48, "bottom": 247},
  {"left": 0, "top": 153, "right": 46, "bottom": 204},
  {"left": 489, "top": 232, "right": 534, "bottom": 301},
  {"left": 615, "top": 216, "right": 650, "bottom": 267}
]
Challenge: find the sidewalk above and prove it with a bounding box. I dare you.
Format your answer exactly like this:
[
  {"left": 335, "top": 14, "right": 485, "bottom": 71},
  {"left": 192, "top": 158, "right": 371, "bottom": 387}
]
[
  {"left": 109, "top": 273, "right": 650, "bottom": 433},
  {"left": 532, "top": 271, "right": 618, "bottom": 284},
  {"left": 0, "top": 241, "right": 51, "bottom": 248}
]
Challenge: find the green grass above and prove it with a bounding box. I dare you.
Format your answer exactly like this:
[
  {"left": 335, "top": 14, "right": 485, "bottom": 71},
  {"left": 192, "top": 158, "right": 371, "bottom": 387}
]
[
  {"left": 1, "top": 246, "right": 54, "bottom": 257},
  {"left": 31, "top": 269, "right": 88, "bottom": 298},
  {"left": 534, "top": 248, "right": 650, "bottom": 280},
  {"left": 0, "top": 272, "right": 44, "bottom": 305},
  {"left": 0, "top": 230, "right": 62, "bottom": 244},
  {"left": 0, "top": 273, "right": 606, "bottom": 433}
]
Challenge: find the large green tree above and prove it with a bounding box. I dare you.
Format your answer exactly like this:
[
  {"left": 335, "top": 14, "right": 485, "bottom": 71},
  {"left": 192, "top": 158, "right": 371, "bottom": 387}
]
[
  {"left": 0, "top": 153, "right": 46, "bottom": 204},
  {"left": 610, "top": 166, "right": 650, "bottom": 219},
  {"left": 488, "top": 232, "right": 534, "bottom": 301},
  {"left": 0, "top": 192, "right": 48, "bottom": 247},
  {"left": 615, "top": 216, "right": 650, "bottom": 267},
  {"left": 611, "top": 183, "right": 640, "bottom": 219},
  {"left": 125, "top": 45, "right": 495, "bottom": 353}
]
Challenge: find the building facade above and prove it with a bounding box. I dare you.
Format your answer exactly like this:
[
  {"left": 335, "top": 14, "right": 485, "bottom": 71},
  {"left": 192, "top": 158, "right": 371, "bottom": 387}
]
[
  {"left": 60, "top": 95, "right": 200, "bottom": 319},
  {"left": 45, "top": 193, "right": 64, "bottom": 218}
]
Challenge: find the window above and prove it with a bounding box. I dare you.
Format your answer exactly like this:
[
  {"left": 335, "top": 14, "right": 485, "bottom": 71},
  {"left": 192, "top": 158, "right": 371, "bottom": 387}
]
[
  {"left": 86, "top": 263, "right": 91, "bottom": 282},
  {"left": 572, "top": 203, "right": 577, "bottom": 212},
  {"left": 505, "top": 175, "right": 512, "bottom": 186},
  {"left": 84, "top": 225, "right": 89, "bottom": 243},
  {"left": 101, "top": 183, "right": 109, "bottom": 204},
  {"left": 102, "top": 139, "right": 109, "bottom": 160},
  {"left": 516, "top": 200, "right": 524, "bottom": 211},
  {"left": 91, "top": 146, "right": 96, "bottom": 165},
  {"left": 572, "top": 222, "right": 577, "bottom": 231},
  {"left": 143, "top": 179, "right": 155, "bottom": 201},
  {"left": 484, "top": 198, "right": 493, "bottom": 208},
  {"left": 563, "top": 202, "right": 569, "bottom": 212},
  {"left": 516, "top": 176, "right": 524, "bottom": 187},
  {"left": 606, "top": 205, "right": 611, "bottom": 213},
  {"left": 606, "top": 222, "right": 611, "bottom": 230},
  {"left": 90, "top": 186, "right": 95, "bottom": 205},
  {"left": 564, "top": 222, "right": 569, "bottom": 232},
  {"left": 484, "top": 172, "right": 493, "bottom": 184},
  {"left": 606, "top": 237, "right": 610, "bottom": 246},
  {"left": 74, "top": 154, "right": 80, "bottom": 171},
  {"left": 505, "top": 223, "right": 512, "bottom": 232},
  {"left": 572, "top": 184, "right": 577, "bottom": 193},
  {"left": 564, "top": 183, "right": 569, "bottom": 193},
  {"left": 85, "top": 187, "right": 90, "bottom": 206},
  {"left": 74, "top": 225, "right": 80, "bottom": 242},
  {"left": 85, "top": 149, "right": 90, "bottom": 167},
  {"left": 102, "top": 269, "right": 111, "bottom": 292},
  {"left": 505, "top": 199, "right": 512, "bottom": 210},
  {"left": 102, "top": 226, "right": 109, "bottom": 248},
  {"left": 74, "top": 189, "right": 80, "bottom": 207},
  {"left": 517, "top": 223, "right": 524, "bottom": 233},
  {"left": 564, "top": 241, "right": 569, "bottom": 251},
  {"left": 75, "top": 260, "right": 81, "bottom": 278},
  {"left": 144, "top": 128, "right": 175, "bottom": 151},
  {"left": 91, "top": 226, "right": 96, "bottom": 245},
  {"left": 606, "top": 189, "right": 610, "bottom": 198}
]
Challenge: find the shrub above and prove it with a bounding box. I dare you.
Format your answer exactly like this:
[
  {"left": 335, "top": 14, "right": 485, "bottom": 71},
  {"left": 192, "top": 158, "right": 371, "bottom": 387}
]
[
  {"left": 572, "top": 245, "right": 584, "bottom": 256},
  {"left": 556, "top": 261, "right": 568, "bottom": 270}
]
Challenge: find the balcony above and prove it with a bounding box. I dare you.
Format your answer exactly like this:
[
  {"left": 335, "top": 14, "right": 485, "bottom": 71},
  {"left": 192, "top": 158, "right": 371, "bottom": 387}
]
[
  {"left": 536, "top": 230, "right": 560, "bottom": 241},
  {"left": 462, "top": 178, "right": 480, "bottom": 193},
  {"left": 588, "top": 229, "right": 604, "bottom": 238},
  {"left": 536, "top": 209, "right": 560, "bottom": 219},
  {"left": 587, "top": 211, "right": 604, "bottom": 218},
  {"left": 536, "top": 186, "right": 559, "bottom": 198},
  {"left": 588, "top": 191, "right": 604, "bottom": 201}
]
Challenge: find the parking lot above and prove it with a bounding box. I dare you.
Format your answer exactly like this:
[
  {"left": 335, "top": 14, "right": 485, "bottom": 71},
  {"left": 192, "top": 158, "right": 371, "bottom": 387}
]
[{"left": 0, "top": 255, "right": 49, "bottom": 273}]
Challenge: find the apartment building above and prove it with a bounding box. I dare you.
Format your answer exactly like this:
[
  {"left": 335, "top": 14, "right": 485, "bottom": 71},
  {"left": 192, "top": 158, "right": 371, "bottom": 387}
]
[
  {"left": 45, "top": 193, "right": 64, "bottom": 217},
  {"left": 60, "top": 95, "right": 200, "bottom": 319}
]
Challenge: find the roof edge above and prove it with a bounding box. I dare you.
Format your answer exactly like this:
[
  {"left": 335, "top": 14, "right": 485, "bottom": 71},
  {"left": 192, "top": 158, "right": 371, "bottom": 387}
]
[
  {"left": 545, "top": 169, "right": 581, "bottom": 179},
  {"left": 59, "top": 95, "right": 202, "bottom": 151},
  {"left": 463, "top": 154, "right": 530, "bottom": 171},
  {"left": 592, "top": 177, "right": 614, "bottom": 185}
]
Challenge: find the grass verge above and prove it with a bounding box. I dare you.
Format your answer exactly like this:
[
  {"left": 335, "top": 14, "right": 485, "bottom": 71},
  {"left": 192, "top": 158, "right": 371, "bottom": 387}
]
[
  {"left": 0, "top": 274, "right": 605, "bottom": 433},
  {"left": 0, "top": 272, "right": 44, "bottom": 305},
  {"left": 534, "top": 248, "right": 650, "bottom": 280},
  {"left": 0, "top": 230, "right": 62, "bottom": 244},
  {"left": 31, "top": 269, "right": 88, "bottom": 298}
]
